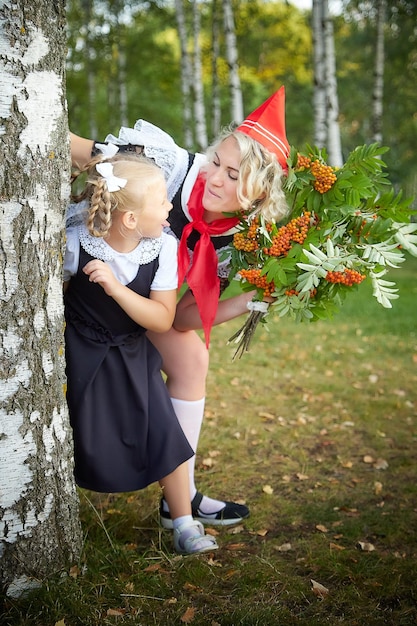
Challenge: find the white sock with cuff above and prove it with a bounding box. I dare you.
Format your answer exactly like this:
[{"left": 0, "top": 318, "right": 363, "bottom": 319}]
[{"left": 165, "top": 397, "right": 226, "bottom": 515}]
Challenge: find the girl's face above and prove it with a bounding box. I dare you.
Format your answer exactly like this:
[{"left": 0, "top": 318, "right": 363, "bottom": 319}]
[
  {"left": 202, "top": 135, "right": 241, "bottom": 221},
  {"left": 135, "top": 176, "right": 172, "bottom": 238}
]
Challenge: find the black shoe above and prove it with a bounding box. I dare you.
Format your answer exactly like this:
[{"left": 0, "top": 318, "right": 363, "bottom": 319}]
[{"left": 160, "top": 491, "right": 250, "bottom": 529}]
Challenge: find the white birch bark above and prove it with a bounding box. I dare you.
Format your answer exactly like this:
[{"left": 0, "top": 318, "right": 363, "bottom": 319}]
[
  {"left": 211, "top": 0, "right": 221, "bottom": 140},
  {"left": 0, "top": 0, "right": 82, "bottom": 596},
  {"left": 118, "top": 46, "right": 129, "bottom": 127},
  {"left": 192, "top": 0, "right": 208, "bottom": 150},
  {"left": 371, "top": 0, "right": 386, "bottom": 145},
  {"left": 222, "top": 0, "right": 243, "bottom": 124},
  {"left": 312, "top": 0, "right": 327, "bottom": 147},
  {"left": 323, "top": 0, "right": 343, "bottom": 166},
  {"left": 175, "top": 0, "right": 194, "bottom": 149},
  {"left": 82, "top": 0, "right": 98, "bottom": 139}
]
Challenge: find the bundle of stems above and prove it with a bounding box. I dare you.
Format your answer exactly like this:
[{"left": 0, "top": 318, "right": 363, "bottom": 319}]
[{"left": 228, "top": 308, "right": 269, "bottom": 360}]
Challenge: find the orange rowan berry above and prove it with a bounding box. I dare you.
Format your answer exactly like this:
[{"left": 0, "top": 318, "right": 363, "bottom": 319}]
[
  {"left": 325, "top": 269, "right": 366, "bottom": 286},
  {"left": 265, "top": 212, "right": 311, "bottom": 257},
  {"left": 310, "top": 160, "right": 337, "bottom": 194},
  {"left": 239, "top": 268, "right": 275, "bottom": 297},
  {"left": 296, "top": 154, "right": 312, "bottom": 169}
]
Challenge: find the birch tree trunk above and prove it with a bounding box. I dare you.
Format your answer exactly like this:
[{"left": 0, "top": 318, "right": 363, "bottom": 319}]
[
  {"left": 312, "top": 0, "right": 343, "bottom": 166},
  {"left": 371, "top": 0, "right": 386, "bottom": 145},
  {"left": 323, "top": 0, "right": 343, "bottom": 166},
  {"left": 175, "top": 0, "right": 194, "bottom": 149},
  {"left": 192, "top": 0, "right": 208, "bottom": 151},
  {"left": 222, "top": 0, "right": 243, "bottom": 124},
  {"left": 312, "top": 0, "right": 327, "bottom": 147},
  {"left": 0, "top": 0, "right": 82, "bottom": 597},
  {"left": 82, "top": 0, "right": 98, "bottom": 139},
  {"left": 211, "top": 0, "right": 222, "bottom": 140}
]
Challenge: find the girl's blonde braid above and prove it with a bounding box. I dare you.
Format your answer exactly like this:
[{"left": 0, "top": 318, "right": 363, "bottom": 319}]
[{"left": 87, "top": 178, "right": 114, "bottom": 238}]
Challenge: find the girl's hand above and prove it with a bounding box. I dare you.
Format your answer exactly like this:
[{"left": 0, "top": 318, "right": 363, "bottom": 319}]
[{"left": 83, "top": 259, "right": 120, "bottom": 297}]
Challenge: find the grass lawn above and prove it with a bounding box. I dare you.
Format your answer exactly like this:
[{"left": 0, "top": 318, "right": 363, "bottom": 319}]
[{"left": 3, "top": 256, "right": 417, "bottom": 625}]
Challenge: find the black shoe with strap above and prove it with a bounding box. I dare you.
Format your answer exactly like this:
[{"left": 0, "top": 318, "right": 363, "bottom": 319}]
[{"left": 160, "top": 491, "right": 250, "bottom": 529}]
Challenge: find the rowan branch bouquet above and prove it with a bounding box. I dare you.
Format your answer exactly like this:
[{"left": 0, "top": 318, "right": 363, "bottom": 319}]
[{"left": 227, "top": 143, "right": 417, "bottom": 359}]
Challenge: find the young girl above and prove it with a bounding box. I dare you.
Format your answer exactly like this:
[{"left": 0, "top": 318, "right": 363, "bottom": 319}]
[
  {"left": 64, "top": 154, "right": 218, "bottom": 555},
  {"left": 69, "top": 86, "right": 290, "bottom": 529}
]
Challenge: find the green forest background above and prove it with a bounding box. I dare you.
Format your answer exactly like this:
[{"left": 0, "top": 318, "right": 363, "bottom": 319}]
[{"left": 66, "top": 0, "right": 417, "bottom": 203}]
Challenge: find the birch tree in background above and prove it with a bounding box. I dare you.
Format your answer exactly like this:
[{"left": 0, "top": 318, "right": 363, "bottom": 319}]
[
  {"left": 312, "top": 0, "right": 327, "bottom": 147},
  {"left": 211, "top": 0, "right": 222, "bottom": 140},
  {"left": 323, "top": 0, "right": 343, "bottom": 166},
  {"left": 81, "top": 0, "right": 98, "bottom": 138},
  {"left": 223, "top": 0, "right": 243, "bottom": 124},
  {"left": 371, "top": 0, "right": 386, "bottom": 145},
  {"left": 0, "top": 0, "right": 82, "bottom": 596},
  {"left": 312, "top": 0, "right": 343, "bottom": 166},
  {"left": 175, "top": 0, "right": 194, "bottom": 148},
  {"left": 106, "top": 0, "right": 130, "bottom": 128},
  {"left": 192, "top": 0, "right": 208, "bottom": 150}
]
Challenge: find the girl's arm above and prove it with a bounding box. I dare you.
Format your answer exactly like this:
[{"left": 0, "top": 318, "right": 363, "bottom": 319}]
[
  {"left": 70, "top": 132, "right": 95, "bottom": 168},
  {"left": 83, "top": 259, "right": 177, "bottom": 332},
  {"left": 173, "top": 287, "right": 256, "bottom": 331}
]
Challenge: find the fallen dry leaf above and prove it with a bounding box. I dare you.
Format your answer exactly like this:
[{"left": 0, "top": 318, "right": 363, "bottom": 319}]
[
  {"left": 276, "top": 542, "right": 292, "bottom": 552},
  {"left": 143, "top": 563, "right": 162, "bottom": 573},
  {"left": 55, "top": 621, "right": 66, "bottom": 626},
  {"left": 180, "top": 606, "right": 196, "bottom": 623},
  {"left": 374, "top": 458, "right": 389, "bottom": 470},
  {"left": 296, "top": 473, "right": 309, "bottom": 481},
  {"left": 259, "top": 411, "right": 275, "bottom": 421},
  {"left": 249, "top": 528, "right": 268, "bottom": 537},
  {"left": 363, "top": 455, "right": 374, "bottom": 464},
  {"left": 263, "top": 484, "right": 274, "bottom": 494},
  {"left": 329, "top": 542, "right": 345, "bottom": 551},
  {"left": 315, "top": 524, "right": 328, "bottom": 533},
  {"left": 357, "top": 541, "right": 376, "bottom": 552},
  {"left": 228, "top": 525, "right": 244, "bottom": 534},
  {"left": 311, "top": 579, "right": 329, "bottom": 598},
  {"left": 107, "top": 608, "right": 125, "bottom": 617},
  {"left": 374, "top": 481, "right": 383, "bottom": 495},
  {"left": 226, "top": 543, "right": 247, "bottom": 551}
]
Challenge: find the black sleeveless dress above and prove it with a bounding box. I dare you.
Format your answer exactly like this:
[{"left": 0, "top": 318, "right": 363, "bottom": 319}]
[{"left": 64, "top": 246, "right": 193, "bottom": 493}]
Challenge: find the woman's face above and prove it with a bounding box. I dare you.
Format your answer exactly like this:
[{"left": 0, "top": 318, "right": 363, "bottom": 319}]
[{"left": 202, "top": 135, "right": 241, "bottom": 220}]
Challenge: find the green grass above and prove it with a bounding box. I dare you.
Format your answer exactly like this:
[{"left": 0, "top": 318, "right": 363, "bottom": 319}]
[{"left": 3, "top": 257, "right": 417, "bottom": 625}]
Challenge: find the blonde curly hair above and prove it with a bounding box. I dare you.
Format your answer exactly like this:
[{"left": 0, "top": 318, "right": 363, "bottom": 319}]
[{"left": 205, "top": 126, "right": 289, "bottom": 223}]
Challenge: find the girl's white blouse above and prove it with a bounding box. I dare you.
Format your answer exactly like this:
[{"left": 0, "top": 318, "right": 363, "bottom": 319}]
[{"left": 64, "top": 225, "right": 178, "bottom": 291}]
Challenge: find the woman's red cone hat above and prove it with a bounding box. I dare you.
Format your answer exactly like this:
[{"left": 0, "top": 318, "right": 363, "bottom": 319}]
[{"left": 236, "top": 86, "right": 289, "bottom": 171}]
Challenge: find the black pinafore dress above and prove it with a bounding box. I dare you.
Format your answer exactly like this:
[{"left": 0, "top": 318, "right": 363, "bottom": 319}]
[{"left": 64, "top": 245, "right": 193, "bottom": 493}]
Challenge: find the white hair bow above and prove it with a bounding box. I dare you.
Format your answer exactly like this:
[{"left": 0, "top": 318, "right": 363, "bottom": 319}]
[{"left": 96, "top": 162, "right": 127, "bottom": 192}]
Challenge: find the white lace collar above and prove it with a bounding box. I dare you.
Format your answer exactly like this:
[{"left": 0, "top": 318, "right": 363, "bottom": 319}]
[{"left": 78, "top": 224, "right": 162, "bottom": 265}]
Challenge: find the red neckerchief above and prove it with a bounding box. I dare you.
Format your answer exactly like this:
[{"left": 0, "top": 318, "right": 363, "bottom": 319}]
[{"left": 177, "top": 174, "right": 240, "bottom": 348}]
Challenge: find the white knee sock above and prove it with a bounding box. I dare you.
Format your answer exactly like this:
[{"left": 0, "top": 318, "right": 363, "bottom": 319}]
[{"left": 165, "top": 397, "right": 226, "bottom": 515}]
